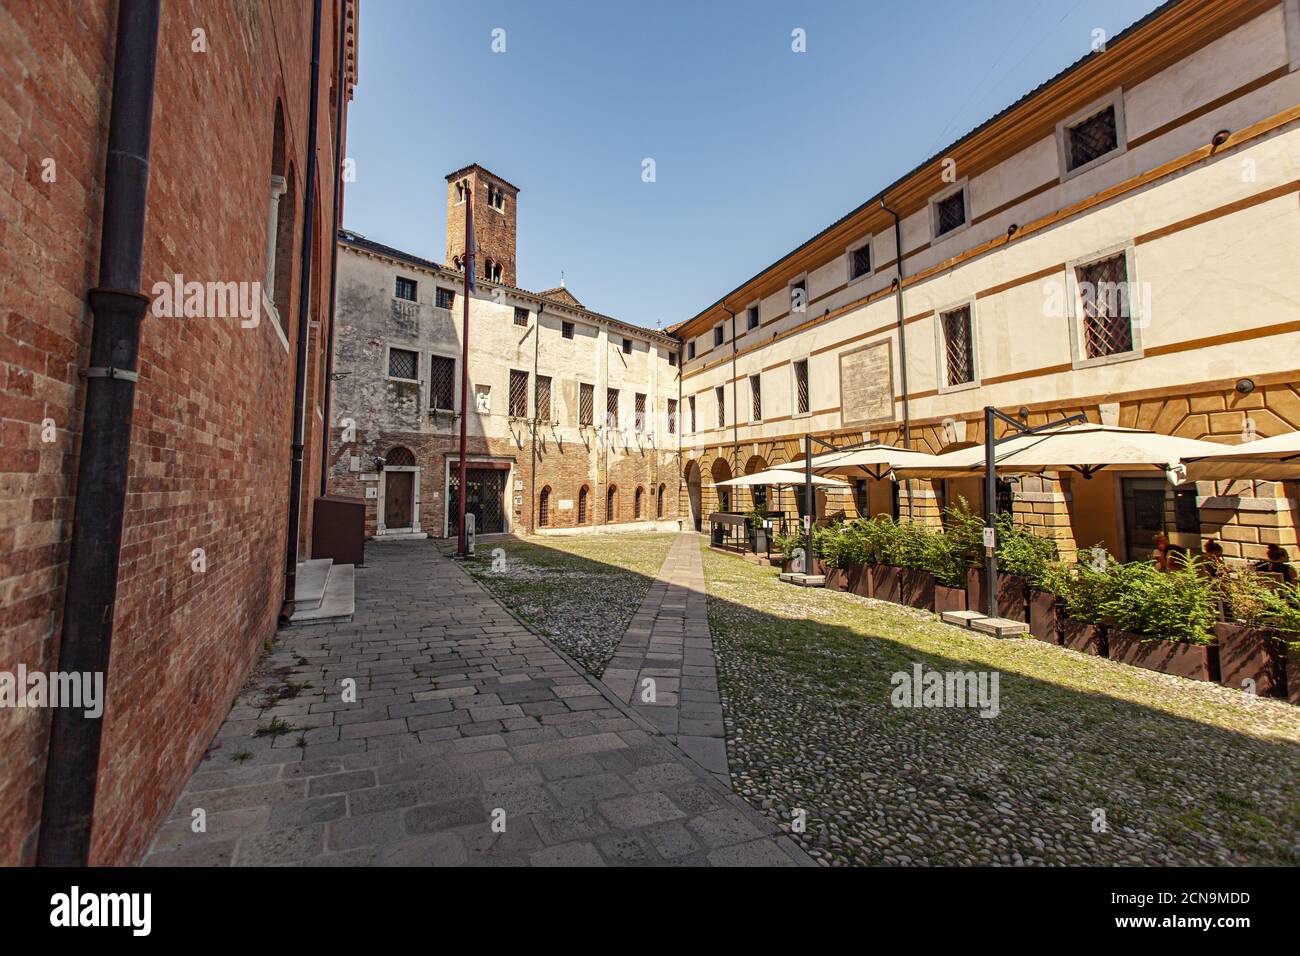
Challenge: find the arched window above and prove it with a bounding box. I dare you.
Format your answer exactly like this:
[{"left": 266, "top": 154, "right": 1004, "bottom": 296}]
[
  {"left": 634, "top": 487, "right": 644, "bottom": 519},
  {"left": 656, "top": 484, "right": 666, "bottom": 519},
  {"left": 385, "top": 446, "right": 415, "bottom": 467},
  {"left": 606, "top": 485, "right": 617, "bottom": 523},
  {"left": 538, "top": 486, "right": 551, "bottom": 527},
  {"left": 577, "top": 485, "right": 589, "bottom": 524}
]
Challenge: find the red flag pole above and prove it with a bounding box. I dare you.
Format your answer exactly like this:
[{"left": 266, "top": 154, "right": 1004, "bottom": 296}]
[{"left": 456, "top": 193, "right": 474, "bottom": 557}]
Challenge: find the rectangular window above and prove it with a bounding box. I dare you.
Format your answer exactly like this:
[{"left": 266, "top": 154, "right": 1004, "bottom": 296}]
[
  {"left": 1066, "top": 104, "right": 1119, "bottom": 172},
  {"left": 388, "top": 347, "right": 418, "bottom": 381},
  {"left": 715, "top": 386, "right": 725, "bottom": 429},
  {"left": 430, "top": 354, "right": 455, "bottom": 410},
  {"left": 509, "top": 369, "right": 529, "bottom": 418},
  {"left": 667, "top": 398, "right": 677, "bottom": 435},
  {"left": 689, "top": 395, "right": 697, "bottom": 433},
  {"left": 941, "top": 305, "right": 976, "bottom": 386},
  {"left": 535, "top": 375, "right": 552, "bottom": 422},
  {"left": 561, "top": 320, "right": 575, "bottom": 339},
  {"left": 435, "top": 287, "right": 455, "bottom": 310},
  {"left": 789, "top": 279, "right": 806, "bottom": 313},
  {"left": 579, "top": 382, "right": 594, "bottom": 426},
  {"left": 606, "top": 388, "right": 619, "bottom": 429},
  {"left": 668, "top": 350, "right": 678, "bottom": 367},
  {"left": 747, "top": 306, "right": 759, "bottom": 330},
  {"left": 634, "top": 393, "right": 646, "bottom": 431},
  {"left": 934, "top": 189, "right": 966, "bottom": 237},
  {"left": 395, "top": 276, "right": 417, "bottom": 301},
  {"left": 850, "top": 244, "right": 871, "bottom": 280},
  {"left": 713, "top": 325, "right": 724, "bottom": 347},
  {"left": 793, "top": 359, "right": 809, "bottom": 415},
  {"left": 1076, "top": 253, "right": 1133, "bottom": 359},
  {"left": 750, "top": 375, "right": 762, "bottom": 422},
  {"left": 514, "top": 306, "right": 529, "bottom": 326},
  {"left": 688, "top": 341, "right": 696, "bottom": 360},
  {"left": 623, "top": 337, "right": 633, "bottom": 355}
]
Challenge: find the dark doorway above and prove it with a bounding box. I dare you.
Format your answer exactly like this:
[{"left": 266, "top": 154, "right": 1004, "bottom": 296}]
[
  {"left": 1122, "top": 477, "right": 1167, "bottom": 562},
  {"left": 384, "top": 471, "right": 413, "bottom": 529},
  {"left": 449, "top": 467, "right": 507, "bottom": 535}
]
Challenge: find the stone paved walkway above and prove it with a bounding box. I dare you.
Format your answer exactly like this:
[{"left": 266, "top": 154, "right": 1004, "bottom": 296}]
[
  {"left": 143, "top": 540, "right": 808, "bottom": 867},
  {"left": 602, "top": 534, "right": 728, "bottom": 781}
]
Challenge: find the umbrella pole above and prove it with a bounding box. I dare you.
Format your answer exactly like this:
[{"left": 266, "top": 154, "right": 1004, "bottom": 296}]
[
  {"left": 805, "top": 433, "right": 813, "bottom": 575},
  {"left": 984, "top": 405, "right": 998, "bottom": 618}
]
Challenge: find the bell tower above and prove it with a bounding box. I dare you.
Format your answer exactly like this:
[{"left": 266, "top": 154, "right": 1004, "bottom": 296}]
[{"left": 445, "top": 164, "right": 519, "bottom": 287}]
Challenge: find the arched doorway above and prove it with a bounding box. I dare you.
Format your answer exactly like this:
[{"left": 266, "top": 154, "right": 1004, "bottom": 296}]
[
  {"left": 711, "top": 458, "right": 734, "bottom": 514},
  {"left": 606, "top": 484, "right": 618, "bottom": 523},
  {"left": 538, "top": 486, "right": 551, "bottom": 528},
  {"left": 685, "top": 460, "right": 702, "bottom": 532},
  {"left": 381, "top": 446, "right": 419, "bottom": 534},
  {"left": 577, "top": 485, "right": 589, "bottom": 524},
  {"left": 743, "top": 454, "right": 769, "bottom": 513}
]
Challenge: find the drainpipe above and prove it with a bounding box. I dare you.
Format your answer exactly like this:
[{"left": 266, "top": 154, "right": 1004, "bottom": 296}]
[
  {"left": 320, "top": 2, "right": 349, "bottom": 496},
  {"left": 881, "top": 198, "right": 914, "bottom": 522},
  {"left": 37, "top": 0, "right": 161, "bottom": 866},
  {"left": 528, "top": 303, "right": 542, "bottom": 532},
  {"left": 283, "top": 0, "right": 326, "bottom": 614}
]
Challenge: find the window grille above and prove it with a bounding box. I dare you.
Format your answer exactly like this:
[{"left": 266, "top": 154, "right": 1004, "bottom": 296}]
[
  {"left": 388, "top": 348, "right": 418, "bottom": 380},
  {"left": 1068, "top": 105, "right": 1119, "bottom": 171},
  {"left": 1076, "top": 253, "right": 1133, "bottom": 358},
  {"left": 942, "top": 306, "right": 975, "bottom": 385},
  {"left": 430, "top": 355, "right": 455, "bottom": 410},
  {"left": 509, "top": 369, "right": 529, "bottom": 418},
  {"left": 579, "top": 383, "right": 594, "bottom": 426}
]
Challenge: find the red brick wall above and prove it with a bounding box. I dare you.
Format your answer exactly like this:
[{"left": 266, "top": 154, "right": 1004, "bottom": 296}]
[{"left": 0, "top": 0, "right": 350, "bottom": 864}]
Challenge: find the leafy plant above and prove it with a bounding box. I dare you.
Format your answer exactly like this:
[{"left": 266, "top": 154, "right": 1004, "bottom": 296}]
[
  {"left": 1220, "top": 570, "right": 1300, "bottom": 644},
  {"left": 1097, "top": 558, "right": 1216, "bottom": 644},
  {"left": 994, "top": 513, "right": 1058, "bottom": 587},
  {"left": 1043, "top": 549, "right": 1118, "bottom": 625}
]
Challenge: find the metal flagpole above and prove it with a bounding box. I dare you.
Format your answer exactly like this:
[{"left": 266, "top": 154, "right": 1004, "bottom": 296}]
[{"left": 456, "top": 192, "right": 475, "bottom": 557}]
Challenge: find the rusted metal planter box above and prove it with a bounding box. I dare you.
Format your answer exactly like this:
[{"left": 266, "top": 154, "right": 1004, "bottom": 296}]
[
  {"left": 1108, "top": 631, "right": 1219, "bottom": 682},
  {"left": 966, "top": 567, "right": 1027, "bottom": 621},
  {"left": 1061, "top": 619, "right": 1107, "bottom": 655},
  {"left": 1028, "top": 590, "right": 1060, "bottom": 644},
  {"left": 934, "top": 584, "right": 967, "bottom": 615},
  {"left": 1214, "top": 623, "right": 1287, "bottom": 698},
  {"left": 312, "top": 495, "right": 366, "bottom": 566},
  {"left": 825, "top": 567, "right": 851, "bottom": 592},
  {"left": 874, "top": 564, "right": 903, "bottom": 604},
  {"left": 900, "top": 568, "right": 936, "bottom": 610}
]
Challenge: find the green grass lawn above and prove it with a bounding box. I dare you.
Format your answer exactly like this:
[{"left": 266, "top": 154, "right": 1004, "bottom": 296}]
[
  {"left": 701, "top": 542, "right": 1300, "bottom": 866},
  {"left": 462, "top": 533, "right": 675, "bottom": 675}
]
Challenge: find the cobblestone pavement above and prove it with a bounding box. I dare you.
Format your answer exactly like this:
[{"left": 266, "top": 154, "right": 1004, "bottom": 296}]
[
  {"left": 603, "top": 534, "right": 729, "bottom": 781},
  {"left": 143, "top": 540, "right": 809, "bottom": 867}
]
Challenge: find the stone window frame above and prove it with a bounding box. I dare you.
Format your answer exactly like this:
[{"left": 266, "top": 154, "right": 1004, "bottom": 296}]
[
  {"left": 1055, "top": 88, "right": 1128, "bottom": 183},
  {"left": 790, "top": 357, "right": 811, "bottom": 419},
  {"left": 745, "top": 301, "right": 760, "bottom": 332},
  {"left": 714, "top": 385, "right": 725, "bottom": 430},
  {"left": 845, "top": 234, "right": 874, "bottom": 286},
  {"left": 927, "top": 178, "right": 971, "bottom": 245},
  {"left": 385, "top": 344, "right": 421, "bottom": 385},
  {"left": 713, "top": 324, "right": 725, "bottom": 348},
  {"left": 394, "top": 275, "right": 418, "bottom": 302},
  {"left": 428, "top": 351, "right": 457, "bottom": 412},
  {"left": 561, "top": 320, "right": 575, "bottom": 340},
  {"left": 1064, "top": 240, "right": 1145, "bottom": 371},
  {"left": 787, "top": 272, "right": 809, "bottom": 316},
  {"left": 933, "top": 296, "right": 982, "bottom": 394},
  {"left": 749, "top": 373, "right": 762, "bottom": 423}
]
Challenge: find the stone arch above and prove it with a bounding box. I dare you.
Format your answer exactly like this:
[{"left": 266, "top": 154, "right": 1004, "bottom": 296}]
[
  {"left": 385, "top": 446, "right": 415, "bottom": 467},
  {"left": 577, "top": 484, "right": 590, "bottom": 524},
  {"left": 606, "top": 484, "right": 618, "bottom": 523},
  {"left": 710, "top": 458, "right": 734, "bottom": 513},
  {"left": 538, "top": 485, "right": 551, "bottom": 528},
  {"left": 743, "top": 454, "right": 769, "bottom": 512},
  {"left": 684, "top": 460, "right": 702, "bottom": 532}
]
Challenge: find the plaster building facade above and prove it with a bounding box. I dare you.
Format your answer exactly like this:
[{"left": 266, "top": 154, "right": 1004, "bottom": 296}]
[
  {"left": 672, "top": 0, "right": 1300, "bottom": 566},
  {"left": 329, "top": 166, "right": 682, "bottom": 540}
]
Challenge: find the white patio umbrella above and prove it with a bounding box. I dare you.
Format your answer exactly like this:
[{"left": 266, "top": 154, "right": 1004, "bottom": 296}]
[
  {"left": 715, "top": 468, "right": 849, "bottom": 488},
  {"left": 794, "top": 443, "right": 943, "bottom": 481},
  {"left": 1181, "top": 430, "right": 1300, "bottom": 482},
  {"left": 891, "top": 422, "right": 1229, "bottom": 481}
]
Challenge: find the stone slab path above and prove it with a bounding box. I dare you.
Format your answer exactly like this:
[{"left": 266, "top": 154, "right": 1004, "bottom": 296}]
[
  {"left": 143, "top": 539, "right": 808, "bottom": 867},
  {"left": 602, "top": 534, "right": 728, "bottom": 781}
]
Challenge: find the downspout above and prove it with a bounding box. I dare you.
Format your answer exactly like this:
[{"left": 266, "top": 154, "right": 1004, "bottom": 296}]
[
  {"left": 529, "top": 303, "right": 542, "bottom": 533},
  {"left": 37, "top": 0, "right": 161, "bottom": 866},
  {"left": 881, "top": 198, "right": 914, "bottom": 522},
  {"left": 283, "top": 0, "right": 326, "bottom": 613},
  {"left": 319, "top": 1, "right": 348, "bottom": 496}
]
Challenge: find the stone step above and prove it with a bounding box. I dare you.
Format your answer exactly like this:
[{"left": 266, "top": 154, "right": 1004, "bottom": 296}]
[
  {"left": 291, "top": 558, "right": 334, "bottom": 611},
  {"left": 970, "top": 616, "right": 1029, "bottom": 638},
  {"left": 288, "top": 563, "right": 354, "bottom": 626},
  {"left": 941, "top": 610, "right": 988, "bottom": 628}
]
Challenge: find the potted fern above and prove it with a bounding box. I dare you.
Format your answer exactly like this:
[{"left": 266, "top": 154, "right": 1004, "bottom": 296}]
[
  {"left": 1214, "top": 572, "right": 1295, "bottom": 699},
  {"left": 1101, "top": 560, "right": 1219, "bottom": 681},
  {"left": 1047, "top": 556, "right": 1113, "bottom": 655}
]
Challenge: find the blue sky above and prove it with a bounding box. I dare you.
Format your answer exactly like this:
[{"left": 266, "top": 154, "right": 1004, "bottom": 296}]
[{"left": 344, "top": 0, "right": 1165, "bottom": 329}]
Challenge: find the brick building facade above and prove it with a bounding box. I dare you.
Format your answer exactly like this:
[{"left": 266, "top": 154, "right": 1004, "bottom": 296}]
[
  {"left": 0, "top": 0, "right": 357, "bottom": 864},
  {"left": 329, "top": 166, "right": 681, "bottom": 541}
]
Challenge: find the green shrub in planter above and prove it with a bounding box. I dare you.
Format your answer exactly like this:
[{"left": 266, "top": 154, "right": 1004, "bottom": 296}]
[
  {"left": 993, "top": 513, "right": 1058, "bottom": 588},
  {"left": 1096, "top": 559, "right": 1216, "bottom": 645}
]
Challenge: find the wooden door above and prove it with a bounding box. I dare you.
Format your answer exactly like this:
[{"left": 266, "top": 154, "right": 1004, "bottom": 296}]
[{"left": 385, "top": 471, "right": 413, "bottom": 529}]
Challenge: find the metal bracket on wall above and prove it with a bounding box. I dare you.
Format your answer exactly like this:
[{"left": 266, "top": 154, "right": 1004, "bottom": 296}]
[{"left": 79, "top": 366, "right": 139, "bottom": 382}]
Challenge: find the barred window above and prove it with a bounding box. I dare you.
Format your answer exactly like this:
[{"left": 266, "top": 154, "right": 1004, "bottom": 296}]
[
  {"left": 577, "top": 486, "right": 589, "bottom": 524},
  {"left": 850, "top": 244, "right": 871, "bottom": 280},
  {"left": 606, "top": 485, "right": 617, "bottom": 522},
  {"left": 606, "top": 388, "right": 619, "bottom": 429},
  {"left": 1076, "top": 253, "right": 1133, "bottom": 359},
  {"left": 747, "top": 306, "right": 759, "bottom": 330},
  {"left": 715, "top": 386, "right": 725, "bottom": 429},
  {"left": 579, "top": 382, "right": 594, "bottom": 426},
  {"left": 562, "top": 321, "right": 574, "bottom": 340},
  {"left": 634, "top": 487, "right": 644, "bottom": 519},
  {"left": 634, "top": 393, "right": 646, "bottom": 431},
  {"left": 535, "top": 375, "right": 552, "bottom": 422},
  {"left": 656, "top": 484, "right": 665, "bottom": 518},
  {"left": 667, "top": 398, "right": 677, "bottom": 435},
  {"left": 395, "top": 276, "right": 417, "bottom": 301},
  {"left": 538, "top": 486, "right": 550, "bottom": 527},
  {"left": 935, "top": 189, "right": 966, "bottom": 237},
  {"left": 435, "top": 287, "right": 455, "bottom": 310},
  {"left": 794, "top": 359, "right": 809, "bottom": 415},
  {"left": 514, "top": 306, "right": 529, "bottom": 326},
  {"left": 941, "top": 305, "right": 975, "bottom": 386},
  {"left": 668, "top": 350, "right": 678, "bottom": 367},
  {"left": 689, "top": 395, "right": 697, "bottom": 433},
  {"left": 430, "top": 354, "right": 455, "bottom": 410},
  {"left": 509, "top": 369, "right": 529, "bottom": 418},
  {"left": 1067, "top": 105, "right": 1119, "bottom": 172},
  {"left": 749, "top": 375, "right": 762, "bottom": 422},
  {"left": 388, "top": 347, "right": 418, "bottom": 381}
]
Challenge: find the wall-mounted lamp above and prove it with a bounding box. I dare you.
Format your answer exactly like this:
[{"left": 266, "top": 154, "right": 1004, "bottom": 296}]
[
  {"left": 1007, "top": 223, "right": 1019, "bottom": 238},
  {"left": 1211, "top": 129, "right": 1231, "bottom": 150},
  {"left": 1017, "top": 406, "right": 1030, "bottom": 420},
  {"left": 1235, "top": 378, "right": 1255, "bottom": 395}
]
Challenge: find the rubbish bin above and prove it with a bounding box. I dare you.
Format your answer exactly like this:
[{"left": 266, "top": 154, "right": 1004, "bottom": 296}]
[{"left": 312, "top": 495, "right": 366, "bottom": 566}]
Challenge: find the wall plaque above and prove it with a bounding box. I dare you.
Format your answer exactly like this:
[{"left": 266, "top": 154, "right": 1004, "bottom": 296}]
[{"left": 839, "top": 340, "right": 895, "bottom": 426}]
